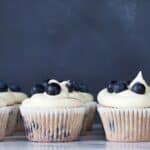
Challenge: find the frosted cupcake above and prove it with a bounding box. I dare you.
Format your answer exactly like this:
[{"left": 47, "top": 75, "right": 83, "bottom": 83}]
[
  {"left": 97, "top": 71, "right": 150, "bottom": 142},
  {"left": 9, "top": 84, "right": 28, "bottom": 132},
  {"left": 0, "top": 83, "right": 27, "bottom": 136},
  {"left": 20, "top": 81, "right": 85, "bottom": 142},
  {"left": 0, "top": 81, "right": 22, "bottom": 138},
  {"left": 60, "top": 80, "right": 96, "bottom": 132}
]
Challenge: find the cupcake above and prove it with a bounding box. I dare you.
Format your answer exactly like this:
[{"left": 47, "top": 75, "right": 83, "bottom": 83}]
[
  {"left": 9, "top": 84, "right": 28, "bottom": 132},
  {"left": 0, "top": 81, "right": 21, "bottom": 137},
  {"left": 20, "top": 80, "right": 85, "bottom": 142},
  {"left": 0, "top": 81, "right": 27, "bottom": 136},
  {"left": 59, "top": 80, "right": 96, "bottom": 132},
  {"left": 97, "top": 71, "right": 150, "bottom": 142}
]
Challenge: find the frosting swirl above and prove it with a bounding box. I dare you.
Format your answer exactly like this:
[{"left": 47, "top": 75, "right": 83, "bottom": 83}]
[
  {"left": 0, "top": 91, "right": 16, "bottom": 106},
  {"left": 12, "top": 92, "right": 28, "bottom": 104},
  {"left": 0, "top": 91, "right": 28, "bottom": 107},
  {"left": 22, "top": 93, "right": 83, "bottom": 108},
  {"left": 97, "top": 71, "right": 150, "bottom": 108},
  {"left": 60, "top": 80, "right": 94, "bottom": 104},
  {"left": 21, "top": 80, "right": 83, "bottom": 108}
]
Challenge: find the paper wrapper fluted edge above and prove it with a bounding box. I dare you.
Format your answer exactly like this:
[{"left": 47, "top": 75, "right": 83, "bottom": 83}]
[
  {"left": 0, "top": 106, "right": 12, "bottom": 139},
  {"left": 16, "top": 109, "right": 25, "bottom": 132},
  {"left": 97, "top": 106, "right": 150, "bottom": 142},
  {"left": 6, "top": 105, "right": 19, "bottom": 136},
  {"left": 82, "top": 102, "right": 97, "bottom": 133},
  {"left": 20, "top": 106, "right": 85, "bottom": 142}
]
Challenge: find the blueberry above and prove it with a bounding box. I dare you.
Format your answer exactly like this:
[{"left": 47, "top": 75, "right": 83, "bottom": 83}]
[
  {"left": 30, "top": 84, "right": 45, "bottom": 95},
  {"left": 0, "top": 81, "right": 8, "bottom": 92},
  {"left": 127, "top": 80, "right": 131, "bottom": 85},
  {"left": 46, "top": 83, "right": 61, "bottom": 95},
  {"left": 66, "top": 80, "right": 80, "bottom": 92},
  {"left": 9, "top": 84, "right": 21, "bottom": 92},
  {"left": 70, "top": 80, "right": 80, "bottom": 91},
  {"left": 107, "top": 81, "right": 117, "bottom": 93},
  {"left": 107, "top": 81, "right": 127, "bottom": 93},
  {"left": 78, "top": 83, "right": 89, "bottom": 92},
  {"left": 113, "top": 81, "right": 128, "bottom": 93},
  {"left": 131, "top": 82, "right": 145, "bottom": 94},
  {"left": 66, "top": 83, "right": 73, "bottom": 92}
]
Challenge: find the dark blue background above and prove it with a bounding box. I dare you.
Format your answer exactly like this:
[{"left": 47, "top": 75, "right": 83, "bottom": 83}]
[{"left": 0, "top": 0, "right": 150, "bottom": 97}]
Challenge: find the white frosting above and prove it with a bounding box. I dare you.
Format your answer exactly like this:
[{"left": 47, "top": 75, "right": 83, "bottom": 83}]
[
  {"left": 0, "top": 91, "right": 16, "bottom": 106},
  {"left": 21, "top": 81, "right": 83, "bottom": 108},
  {"left": 0, "top": 89, "right": 28, "bottom": 107},
  {"left": 97, "top": 71, "right": 150, "bottom": 108},
  {"left": 60, "top": 81, "right": 94, "bottom": 104},
  {"left": 22, "top": 93, "right": 83, "bottom": 108},
  {"left": 68, "top": 92, "right": 93, "bottom": 103},
  {"left": 48, "top": 79, "right": 59, "bottom": 84},
  {"left": 12, "top": 92, "right": 28, "bottom": 103}
]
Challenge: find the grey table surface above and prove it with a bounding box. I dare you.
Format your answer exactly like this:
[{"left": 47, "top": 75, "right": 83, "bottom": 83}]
[{"left": 1, "top": 126, "right": 150, "bottom": 150}]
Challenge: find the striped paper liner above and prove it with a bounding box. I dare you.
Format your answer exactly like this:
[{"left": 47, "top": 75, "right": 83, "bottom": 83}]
[
  {"left": 0, "top": 106, "right": 12, "bottom": 140},
  {"left": 16, "top": 109, "right": 25, "bottom": 132},
  {"left": 98, "top": 106, "right": 150, "bottom": 142},
  {"left": 20, "top": 106, "right": 85, "bottom": 142},
  {"left": 82, "top": 102, "right": 97, "bottom": 133},
  {"left": 6, "top": 105, "right": 19, "bottom": 136}
]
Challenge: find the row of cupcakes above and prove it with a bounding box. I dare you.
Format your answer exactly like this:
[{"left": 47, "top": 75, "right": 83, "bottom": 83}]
[
  {"left": 0, "top": 71, "right": 150, "bottom": 143},
  {"left": 0, "top": 82, "right": 27, "bottom": 137},
  {"left": 0, "top": 79, "right": 96, "bottom": 142},
  {"left": 21, "top": 79, "right": 96, "bottom": 142}
]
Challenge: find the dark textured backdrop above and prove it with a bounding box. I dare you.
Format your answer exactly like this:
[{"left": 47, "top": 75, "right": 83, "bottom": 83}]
[{"left": 0, "top": 0, "right": 150, "bottom": 97}]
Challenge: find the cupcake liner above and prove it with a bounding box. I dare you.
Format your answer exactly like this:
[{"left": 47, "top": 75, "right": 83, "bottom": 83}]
[
  {"left": 97, "top": 106, "right": 150, "bottom": 142},
  {"left": 16, "top": 110, "right": 25, "bottom": 132},
  {"left": 82, "top": 102, "right": 97, "bottom": 133},
  {"left": 0, "top": 106, "right": 12, "bottom": 140},
  {"left": 6, "top": 105, "right": 19, "bottom": 136},
  {"left": 20, "top": 106, "right": 85, "bottom": 142}
]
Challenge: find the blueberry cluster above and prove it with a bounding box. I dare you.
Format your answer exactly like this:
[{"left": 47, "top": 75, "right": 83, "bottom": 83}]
[
  {"left": 10, "top": 84, "right": 21, "bottom": 92},
  {"left": 66, "top": 80, "right": 88, "bottom": 93},
  {"left": 30, "top": 80, "right": 89, "bottom": 96},
  {"left": 0, "top": 81, "right": 21, "bottom": 92},
  {"left": 107, "top": 80, "right": 145, "bottom": 94},
  {"left": 107, "top": 81, "right": 127, "bottom": 93},
  {"left": 30, "top": 82, "right": 61, "bottom": 96}
]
